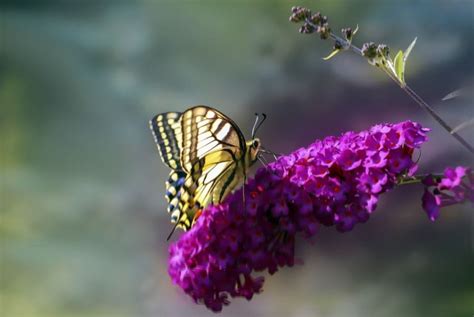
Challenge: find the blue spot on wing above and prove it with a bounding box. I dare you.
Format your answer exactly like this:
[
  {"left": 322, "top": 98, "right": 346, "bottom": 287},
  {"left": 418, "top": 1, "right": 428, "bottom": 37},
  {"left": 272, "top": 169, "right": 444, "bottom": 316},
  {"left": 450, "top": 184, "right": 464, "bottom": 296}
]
[{"left": 166, "top": 170, "right": 187, "bottom": 213}]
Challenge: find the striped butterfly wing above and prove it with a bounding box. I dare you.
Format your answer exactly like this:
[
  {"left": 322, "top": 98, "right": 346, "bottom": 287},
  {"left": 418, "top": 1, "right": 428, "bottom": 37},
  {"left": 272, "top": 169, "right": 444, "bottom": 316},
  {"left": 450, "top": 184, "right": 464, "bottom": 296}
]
[
  {"left": 150, "top": 106, "right": 247, "bottom": 231},
  {"left": 179, "top": 106, "right": 246, "bottom": 173},
  {"left": 190, "top": 150, "right": 244, "bottom": 208},
  {"left": 163, "top": 162, "right": 238, "bottom": 230},
  {"left": 175, "top": 106, "right": 247, "bottom": 229},
  {"left": 167, "top": 159, "right": 241, "bottom": 231},
  {"left": 164, "top": 170, "right": 186, "bottom": 224},
  {"left": 150, "top": 112, "right": 190, "bottom": 229},
  {"left": 149, "top": 112, "right": 182, "bottom": 170}
]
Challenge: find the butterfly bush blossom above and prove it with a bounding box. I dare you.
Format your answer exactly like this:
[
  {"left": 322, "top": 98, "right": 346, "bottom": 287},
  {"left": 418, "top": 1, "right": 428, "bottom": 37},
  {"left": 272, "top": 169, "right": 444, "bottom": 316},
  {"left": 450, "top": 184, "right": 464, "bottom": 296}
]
[
  {"left": 422, "top": 166, "right": 474, "bottom": 221},
  {"left": 168, "top": 121, "right": 430, "bottom": 312}
]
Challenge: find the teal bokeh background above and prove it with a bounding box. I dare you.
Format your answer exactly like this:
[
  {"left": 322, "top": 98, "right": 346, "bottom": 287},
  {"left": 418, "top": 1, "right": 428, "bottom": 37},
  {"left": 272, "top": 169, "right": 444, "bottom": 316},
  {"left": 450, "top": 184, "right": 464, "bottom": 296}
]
[{"left": 1, "top": 1, "right": 473, "bottom": 316}]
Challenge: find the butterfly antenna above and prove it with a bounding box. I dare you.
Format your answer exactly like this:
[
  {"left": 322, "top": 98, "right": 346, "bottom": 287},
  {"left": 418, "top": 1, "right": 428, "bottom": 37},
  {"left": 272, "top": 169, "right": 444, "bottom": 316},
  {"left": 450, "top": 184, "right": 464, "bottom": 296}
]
[
  {"left": 253, "top": 113, "right": 267, "bottom": 138},
  {"left": 166, "top": 221, "right": 180, "bottom": 241},
  {"left": 251, "top": 113, "right": 260, "bottom": 139}
]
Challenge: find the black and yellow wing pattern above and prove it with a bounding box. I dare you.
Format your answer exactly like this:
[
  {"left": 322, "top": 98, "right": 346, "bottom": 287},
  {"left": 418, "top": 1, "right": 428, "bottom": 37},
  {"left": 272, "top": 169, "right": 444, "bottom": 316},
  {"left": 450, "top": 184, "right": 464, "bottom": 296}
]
[{"left": 150, "top": 106, "right": 251, "bottom": 232}]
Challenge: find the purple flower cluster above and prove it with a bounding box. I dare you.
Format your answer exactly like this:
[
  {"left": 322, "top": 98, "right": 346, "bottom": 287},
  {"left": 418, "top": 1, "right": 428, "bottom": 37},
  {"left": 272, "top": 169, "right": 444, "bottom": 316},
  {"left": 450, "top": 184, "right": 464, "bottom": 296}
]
[
  {"left": 422, "top": 166, "right": 474, "bottom": 221},
  {"left": 168, "top": 121, "right": 429, "bottom": 312}
]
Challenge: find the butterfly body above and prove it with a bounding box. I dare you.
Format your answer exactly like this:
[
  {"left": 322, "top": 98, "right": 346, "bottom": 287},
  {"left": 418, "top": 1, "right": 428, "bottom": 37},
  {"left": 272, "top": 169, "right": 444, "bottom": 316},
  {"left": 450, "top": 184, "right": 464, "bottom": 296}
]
[{"left": 150, "top": 106, "right": 261, "bottom": 232}]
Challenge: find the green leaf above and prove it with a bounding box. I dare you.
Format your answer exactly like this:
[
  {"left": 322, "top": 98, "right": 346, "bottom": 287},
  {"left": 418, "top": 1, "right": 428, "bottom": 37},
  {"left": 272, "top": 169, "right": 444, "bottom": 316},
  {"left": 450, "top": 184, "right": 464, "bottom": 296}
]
[
  {"left": 323, "top": 49, "right": 341, "bottom": 60},
  {"left": 394, "top": 50, "right": 405, "bottom": 84},
  {"left": 352, "top": 24, "right": 359, "bottom": 37},
  {"left": 347, "top": 24, "right": 359, "bottom": 44},
  {"left": 450, "top": 118, "right": 474, "bottom": 134},
  {"left": 404, "top": 37, "right": 417, "bottom": 63},
  {"left": 392, "top": 37, "right": 417, "bottom": 87}
]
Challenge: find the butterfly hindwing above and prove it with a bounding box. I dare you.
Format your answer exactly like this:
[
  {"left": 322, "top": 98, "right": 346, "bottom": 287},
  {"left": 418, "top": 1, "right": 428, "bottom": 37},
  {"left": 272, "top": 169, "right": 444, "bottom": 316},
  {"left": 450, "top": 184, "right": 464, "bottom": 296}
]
[
  {"left": 170, "top": 156, "right": 240, "bottom": 230},
  {"left": 165, "top": 170, "right": 185, "bottom": 215},
  {"left": 191, "top": 149, "right": 241, "bottom": 206}
]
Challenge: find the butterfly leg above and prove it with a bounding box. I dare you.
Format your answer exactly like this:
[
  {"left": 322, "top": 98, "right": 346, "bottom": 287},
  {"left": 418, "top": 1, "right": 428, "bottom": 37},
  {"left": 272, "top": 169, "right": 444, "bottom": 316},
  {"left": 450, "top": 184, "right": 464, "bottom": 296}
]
[
  {"left": 166, "top": 221, "right": 180, "bottom": 241},
  {"left": 258, "top": 154, "right": 269, "bottom": 167},
  {"left": 260, "top": 147, "right": 279, "bottom": 161},
  {"left": 242, "top": 173, "right": 246, "bottom": 206}
]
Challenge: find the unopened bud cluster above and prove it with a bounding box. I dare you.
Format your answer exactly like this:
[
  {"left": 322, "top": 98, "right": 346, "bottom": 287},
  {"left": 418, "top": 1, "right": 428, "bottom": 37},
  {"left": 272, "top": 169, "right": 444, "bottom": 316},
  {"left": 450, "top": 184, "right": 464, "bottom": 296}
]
[
  {"left": 361, "top": 42, "right": 390, "bottom": 65},
  {"left": 341, "top": 27, "right": 353, "bottom": 41},
  {"left": 290, "top": 7, "right": 394, "bottom": 65},
  {"left": 289, "top": 6, "right": 330, "bottom": 39}
]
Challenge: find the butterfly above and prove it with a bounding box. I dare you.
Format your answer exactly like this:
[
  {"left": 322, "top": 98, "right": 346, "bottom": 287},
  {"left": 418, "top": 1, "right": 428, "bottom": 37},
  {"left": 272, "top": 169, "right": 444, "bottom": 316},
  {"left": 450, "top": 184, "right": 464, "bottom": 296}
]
[{"left": 150, "top": 105, "right": 267, "bottom": 238}]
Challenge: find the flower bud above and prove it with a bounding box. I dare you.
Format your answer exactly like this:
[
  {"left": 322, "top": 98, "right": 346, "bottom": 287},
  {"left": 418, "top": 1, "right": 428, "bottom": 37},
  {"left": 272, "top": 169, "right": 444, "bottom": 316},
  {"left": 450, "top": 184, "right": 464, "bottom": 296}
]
[
  {"left": 376, "top": 44, "right": 390, "bottom": 58},
  {"left": 361, "top": 42, "right": 377, "bottom": 59},
  {"left": 342, "top": 27, "right": 353, "bottom": 41}
]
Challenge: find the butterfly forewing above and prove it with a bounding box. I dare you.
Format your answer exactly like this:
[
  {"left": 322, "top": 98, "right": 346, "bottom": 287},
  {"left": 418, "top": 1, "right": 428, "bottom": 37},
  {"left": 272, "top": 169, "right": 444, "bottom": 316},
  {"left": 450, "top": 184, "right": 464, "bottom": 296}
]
[
  {"left": 180, "top": 106, "right": 245, "bottom": 173},
  {"left": 150, "top": 112, "right": 182, "bottom": 170}
]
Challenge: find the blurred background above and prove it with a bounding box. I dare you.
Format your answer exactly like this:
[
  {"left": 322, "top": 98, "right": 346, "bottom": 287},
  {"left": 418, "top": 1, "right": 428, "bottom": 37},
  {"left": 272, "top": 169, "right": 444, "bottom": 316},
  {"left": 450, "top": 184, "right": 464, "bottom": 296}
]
[{"left": 1, "top": 1, "right": 473, "bottom": 316}]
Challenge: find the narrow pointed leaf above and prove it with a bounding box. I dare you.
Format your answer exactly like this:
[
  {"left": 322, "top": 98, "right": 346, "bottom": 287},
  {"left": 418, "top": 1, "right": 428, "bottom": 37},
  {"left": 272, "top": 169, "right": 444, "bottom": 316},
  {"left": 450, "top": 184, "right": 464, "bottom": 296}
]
[
  {"left": 323, "top": 49, "right": 341, "bottom": 60},
  {"left": 442, "top": 89, "right": 462, "bottom": 101},
  {"left": 404, "top": 37, "right": 417, "bottom": 63},
  {"left": 353, "top": 24, "right": 359, "bottom": 36},
  {"left": 450, "top": 118, "right": 474, "bottom": 134},
  {"left": 348, "top": 24, "right": 359, "bottom": 44}
]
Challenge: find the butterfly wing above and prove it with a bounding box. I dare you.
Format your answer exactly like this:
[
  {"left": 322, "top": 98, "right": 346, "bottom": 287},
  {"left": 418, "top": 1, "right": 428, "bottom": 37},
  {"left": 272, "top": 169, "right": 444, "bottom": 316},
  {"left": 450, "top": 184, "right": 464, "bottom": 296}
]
[
  {"left": 179, "top": 106, "right": 246, "bottom": 173},
  {"left": 151, "top": 106, "right": 248, "bottom": 231},
  {"left": 165, "top": 170, "right": 187, "bottom": 223},
  {"left": 150, "top": 112, "right": 191, "bottom": 229},
  {"left": 191, "top": 149, "right": 243, "bottom": 207},
  {"left": 178, "top": 106, "right": 250, "bottom": 229},
  {"left": 149, "top": 112, "right": 182, "bottom": 170}
]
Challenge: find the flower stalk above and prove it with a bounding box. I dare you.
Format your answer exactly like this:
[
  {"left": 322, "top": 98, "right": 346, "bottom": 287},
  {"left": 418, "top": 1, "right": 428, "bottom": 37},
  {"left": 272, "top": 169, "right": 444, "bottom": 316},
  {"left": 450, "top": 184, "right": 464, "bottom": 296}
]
[
  {"left": 397, "top": 174, "right": 438, "bottom": 186},
  {"left": 289, "top": 6, "right": 474, "bottom": 154}
]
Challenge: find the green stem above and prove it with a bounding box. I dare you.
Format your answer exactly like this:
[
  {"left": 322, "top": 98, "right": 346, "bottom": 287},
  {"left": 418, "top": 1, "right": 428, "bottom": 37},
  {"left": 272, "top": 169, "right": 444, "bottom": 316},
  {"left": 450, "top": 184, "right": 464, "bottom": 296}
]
[
  {"left": 397, "top": 173, "right": 442, "bottom": 186},
  {"left": 397, "top": 176, "right": 424, "bottom": 185},
  {"left": 402, "top": 85, "right": 474, "bottom": 154},
  {"left": 305, "top": 18, "right": 474, "bottom": 155}
]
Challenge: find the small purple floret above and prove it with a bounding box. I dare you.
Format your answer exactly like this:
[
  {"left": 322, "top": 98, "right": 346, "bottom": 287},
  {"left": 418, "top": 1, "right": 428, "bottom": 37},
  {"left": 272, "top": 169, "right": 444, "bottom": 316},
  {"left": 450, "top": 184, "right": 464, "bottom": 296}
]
[
  {"left": 168, "top": 121, "right": 429, "bottom": 312},
  {"left": 422, "top": 166, "right": 474, "bottom": 221}
]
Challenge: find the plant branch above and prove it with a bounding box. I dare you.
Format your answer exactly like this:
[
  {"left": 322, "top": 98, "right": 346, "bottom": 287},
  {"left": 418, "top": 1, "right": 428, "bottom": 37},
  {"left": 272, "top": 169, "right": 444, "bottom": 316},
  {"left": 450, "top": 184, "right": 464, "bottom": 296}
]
[
  {"left": 300, "top": 15, "right": 474, "bottom": 155},
  {"left": 402, "top": 85, "right": 474, "bottom": 153},
  {"left": 397, "top": 173, "right": 441, "bottom": 186}
]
